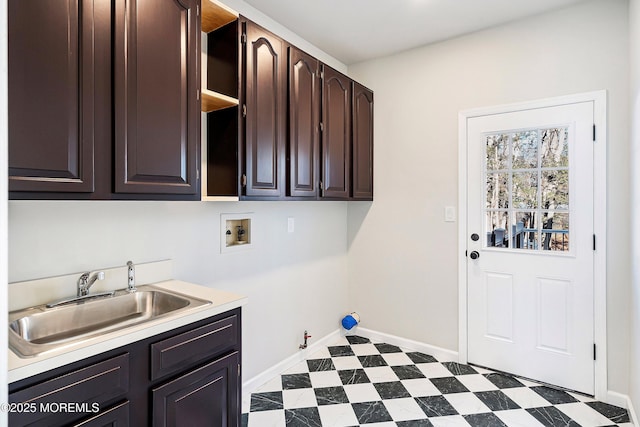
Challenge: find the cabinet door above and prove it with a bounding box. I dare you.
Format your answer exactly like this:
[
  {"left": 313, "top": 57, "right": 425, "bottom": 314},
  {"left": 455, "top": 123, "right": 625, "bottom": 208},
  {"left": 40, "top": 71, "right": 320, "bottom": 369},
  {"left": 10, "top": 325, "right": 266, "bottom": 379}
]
[
  {"left": 288, "top": 47, "right": 320, "bottom": 198},
  {"left": 150, "top": 315, "right": 238, "bottom": 381},
  {"left": 9, "top": 354, "right": 129, "bottom": 427},
  {"left": 321, "top": 65, "right": 351, "bottom": 199},
  {"left": 73, "top": 401, "right": 129, "bottom": 427},
  {"left": 8, "top": 0, "right": 95, "bottom": 193},
  {"left": 242, "top": 20, "right": 286, "bottom": 198},
  {"left": 114, "top": 0, "right": 200, "bottom": 195},
  {"left": 152, "top": 352, "right": 240, "bottom": 427},
  {"left": 352, "top": 82, "right": 374, "bottom": 200}
]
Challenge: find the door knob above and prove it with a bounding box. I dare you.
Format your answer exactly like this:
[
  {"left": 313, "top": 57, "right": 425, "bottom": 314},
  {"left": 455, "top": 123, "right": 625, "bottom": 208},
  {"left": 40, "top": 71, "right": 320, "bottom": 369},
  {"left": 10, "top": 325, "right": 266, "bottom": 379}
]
[{"left": 470, "top": 251, "right": 480, "bottom": 260}]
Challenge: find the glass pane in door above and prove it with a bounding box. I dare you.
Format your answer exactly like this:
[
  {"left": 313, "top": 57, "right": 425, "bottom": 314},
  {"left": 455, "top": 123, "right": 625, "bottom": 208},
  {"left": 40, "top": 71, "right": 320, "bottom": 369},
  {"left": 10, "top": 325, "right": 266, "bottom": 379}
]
[
  {"left": 512, "top": 130, "right": 538, "bottom": 169},
  {"left": 483, "top": 127, "right": 571, "bottom": 253},
  {"left": 513, "top": 211, "right": 539, "bottom": 250},
  {"left": 486, "top": 173, "right": 508, "bottom": 209},
  {"left": 512, "top": 172, "right": 538, "bottom": 209},
  {"left": 486, "top": 211, "right": 509, "bottom": 248},
  {"left": 486, "top": 134, "right": 509, "bottom": 170},
  {"left": 541, "top": 128, "right": 568, "bottom": 168},
  {"left": 541, "top": 170, "right": 569, "bottom": 209},
  {"left": 542, "top": 212, "right": 570, "bottom": 252}
]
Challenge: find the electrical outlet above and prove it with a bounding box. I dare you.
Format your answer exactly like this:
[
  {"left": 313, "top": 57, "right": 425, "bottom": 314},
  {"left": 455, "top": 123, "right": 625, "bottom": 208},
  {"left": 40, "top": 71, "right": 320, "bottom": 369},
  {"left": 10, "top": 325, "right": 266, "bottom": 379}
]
[{"left": 288, "top": 217, "right": 295, "bottom": 233}]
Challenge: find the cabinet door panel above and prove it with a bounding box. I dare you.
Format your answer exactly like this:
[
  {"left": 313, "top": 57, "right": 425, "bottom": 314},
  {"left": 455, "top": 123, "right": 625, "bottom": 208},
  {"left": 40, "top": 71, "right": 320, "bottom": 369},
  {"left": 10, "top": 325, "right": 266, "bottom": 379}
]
[
  {"left": 73, "top": 401, "right": 130, "bottom": 427},
  {"left": 114, "top": 0, "right": 199, "bottom": 194},
  {"left": 352, "top": 82, "right": 374, "bottom": 200},
  {"left": 9, "top": 354, "right": 129, "bottom": 427},
  {"left": 243, "top": 21, "right": 286, "bottom": 198},
  {"left": 152, "top": 352, "right": 240, "bottom": 427},
  {"left": 8, "top": 0, "right": 95, "bottom": 192},
  {"left": 150, "top": 315, "right": 238, "bottom": 380},
  {"left": 288, "top": 47, "right": 320, "bottom": 197},
  {"left": 321, "top": 66, "right": 351, "bottom": 199}
]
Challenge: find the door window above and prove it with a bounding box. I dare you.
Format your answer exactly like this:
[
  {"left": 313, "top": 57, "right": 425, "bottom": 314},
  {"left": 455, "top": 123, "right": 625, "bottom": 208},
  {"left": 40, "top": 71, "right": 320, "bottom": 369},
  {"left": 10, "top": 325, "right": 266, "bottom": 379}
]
[{"left": 484, "top": 127, "right": 570, "bottom": 252}]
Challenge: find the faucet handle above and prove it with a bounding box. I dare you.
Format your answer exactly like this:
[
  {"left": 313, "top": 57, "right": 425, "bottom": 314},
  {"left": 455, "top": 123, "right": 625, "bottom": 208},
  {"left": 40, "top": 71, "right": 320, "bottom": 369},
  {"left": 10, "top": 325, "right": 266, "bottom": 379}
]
[{"left": 77, "top": 271, "right": 104, "bottom": 297}]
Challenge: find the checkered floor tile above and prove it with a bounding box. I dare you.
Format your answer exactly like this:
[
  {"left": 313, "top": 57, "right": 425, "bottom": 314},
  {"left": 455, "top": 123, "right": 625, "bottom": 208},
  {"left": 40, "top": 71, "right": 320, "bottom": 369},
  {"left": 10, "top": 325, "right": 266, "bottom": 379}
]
[{"left": 242, "top": 335, "right": 633, "bottom": 426}]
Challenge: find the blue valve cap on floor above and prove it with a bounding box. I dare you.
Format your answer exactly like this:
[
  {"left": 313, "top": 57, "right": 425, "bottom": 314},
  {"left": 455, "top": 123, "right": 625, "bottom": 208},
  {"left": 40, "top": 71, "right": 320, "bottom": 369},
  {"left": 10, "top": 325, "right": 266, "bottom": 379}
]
[{"left": 341, "top": 312, "right": 360, "bottom": 330}]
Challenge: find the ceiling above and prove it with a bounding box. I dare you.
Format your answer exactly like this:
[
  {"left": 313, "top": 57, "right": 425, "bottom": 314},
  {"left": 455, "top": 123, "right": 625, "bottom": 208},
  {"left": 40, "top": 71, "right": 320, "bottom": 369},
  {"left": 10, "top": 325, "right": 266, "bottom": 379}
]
[{"left": 241, "top": 0, "right": 591, "bottom": 65}]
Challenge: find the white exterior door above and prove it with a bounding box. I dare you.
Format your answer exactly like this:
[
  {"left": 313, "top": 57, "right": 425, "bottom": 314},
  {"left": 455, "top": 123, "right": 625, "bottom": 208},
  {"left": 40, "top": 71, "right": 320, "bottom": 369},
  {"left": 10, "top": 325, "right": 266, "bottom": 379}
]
[{"left": 466, "top": 101, "right": 595, "bottom": 395}]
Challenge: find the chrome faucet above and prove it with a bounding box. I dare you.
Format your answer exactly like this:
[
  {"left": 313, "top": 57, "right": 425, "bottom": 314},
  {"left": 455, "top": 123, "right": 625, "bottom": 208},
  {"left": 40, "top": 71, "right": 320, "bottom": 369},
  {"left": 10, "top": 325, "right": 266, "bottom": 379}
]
[
  {"left": 127, "top": 261, "right": 136, "bottom": 293},
  {"left": 77, "top": 271, "right": 105, "bottom": 297}
]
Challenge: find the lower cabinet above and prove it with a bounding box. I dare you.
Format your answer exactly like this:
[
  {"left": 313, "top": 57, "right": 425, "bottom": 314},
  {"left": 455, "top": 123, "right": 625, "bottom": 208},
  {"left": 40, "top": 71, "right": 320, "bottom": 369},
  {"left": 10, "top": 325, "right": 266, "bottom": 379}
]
[
  {"left": 8, "top": 354, "right": 129, "bottom": 427},
  {"left": 8, "top": 308, "right": 241, "bottom": 427},
  {"left": 73, "top": 401, "right": 130, "bottom": 427},
  {"left": 152, "top": 352, "right": 239, "bottom": 427}
]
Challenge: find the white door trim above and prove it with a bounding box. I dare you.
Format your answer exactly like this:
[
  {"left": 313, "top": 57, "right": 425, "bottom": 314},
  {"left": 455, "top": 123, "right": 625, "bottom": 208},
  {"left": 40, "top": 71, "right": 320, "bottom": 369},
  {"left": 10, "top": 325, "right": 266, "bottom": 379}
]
[{"left": 457, "top": 91, "right": 607, "bottom": 400}]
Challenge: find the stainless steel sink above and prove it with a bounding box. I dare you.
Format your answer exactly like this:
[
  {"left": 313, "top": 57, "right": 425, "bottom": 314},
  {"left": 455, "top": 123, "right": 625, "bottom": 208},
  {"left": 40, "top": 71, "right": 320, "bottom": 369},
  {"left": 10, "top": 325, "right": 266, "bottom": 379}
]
[{"left": 9, "top": 285, "right": 211, "bottom": 358}]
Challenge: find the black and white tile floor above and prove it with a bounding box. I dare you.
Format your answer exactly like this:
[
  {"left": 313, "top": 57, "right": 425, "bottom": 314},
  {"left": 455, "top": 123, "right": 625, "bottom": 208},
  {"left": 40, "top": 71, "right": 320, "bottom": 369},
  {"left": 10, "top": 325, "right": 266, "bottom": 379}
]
[{"left": 242, "top": 335, "right": 633, "bottom": 427}]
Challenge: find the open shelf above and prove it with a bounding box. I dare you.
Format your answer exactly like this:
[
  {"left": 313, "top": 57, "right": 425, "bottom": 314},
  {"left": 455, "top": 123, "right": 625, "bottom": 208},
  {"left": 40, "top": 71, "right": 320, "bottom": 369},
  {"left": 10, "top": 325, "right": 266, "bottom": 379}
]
[
  {"left": 201, "top": 19, "right": 238, "bottom": 114},
  {"left": 200, "top": 1, "right": 240, "bottom": 200},
  {"left": 202, "top": 89, "right": 238, "bottom": 112},
  {"left": 201, "top": 106, "right": 239, "bottom": 199},
  {"left": 202, "top": 0, "right": 238, "bottom": 33}
]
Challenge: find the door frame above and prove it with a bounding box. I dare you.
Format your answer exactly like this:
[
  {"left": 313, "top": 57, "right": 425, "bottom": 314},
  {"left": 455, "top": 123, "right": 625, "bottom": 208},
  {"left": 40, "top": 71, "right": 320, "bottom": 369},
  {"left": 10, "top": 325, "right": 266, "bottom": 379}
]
[{"left": 457, "top": 91, "right": 607, "bottom": 400}]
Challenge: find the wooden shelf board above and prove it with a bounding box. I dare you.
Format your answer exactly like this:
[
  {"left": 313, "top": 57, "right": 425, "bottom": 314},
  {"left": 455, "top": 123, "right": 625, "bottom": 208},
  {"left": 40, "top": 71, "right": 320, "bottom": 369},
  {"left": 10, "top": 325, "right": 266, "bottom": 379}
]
[
  {"left": 201, "top": 89, "right": 238, "bottom": 112},
  {"left": 202, "top": 0, "right": 238, "bottom": 33}
]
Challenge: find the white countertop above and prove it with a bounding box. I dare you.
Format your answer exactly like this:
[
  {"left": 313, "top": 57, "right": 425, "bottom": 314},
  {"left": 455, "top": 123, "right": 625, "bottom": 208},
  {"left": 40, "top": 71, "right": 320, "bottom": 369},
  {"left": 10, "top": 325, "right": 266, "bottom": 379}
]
[{"left": 8, "top": 280, "right": 247, "bottom": 383}]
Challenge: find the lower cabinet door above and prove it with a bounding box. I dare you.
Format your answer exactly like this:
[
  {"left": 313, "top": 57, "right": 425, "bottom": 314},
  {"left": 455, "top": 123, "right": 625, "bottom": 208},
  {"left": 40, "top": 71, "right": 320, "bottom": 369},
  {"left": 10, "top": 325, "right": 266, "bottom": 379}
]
[
  {"left": 9, "top": 354, "right": 129, "bottom": 427},
  {"left": 73, "top": 401, "right": 130, "bottom": 427},
  {"left": 152, "top": 352, "right": 240, "bottom": 427}
]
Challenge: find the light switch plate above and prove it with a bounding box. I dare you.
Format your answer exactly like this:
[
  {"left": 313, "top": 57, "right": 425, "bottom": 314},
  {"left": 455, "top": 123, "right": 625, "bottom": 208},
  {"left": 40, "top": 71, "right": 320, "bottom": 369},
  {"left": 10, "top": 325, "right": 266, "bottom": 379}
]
[
  {"left": 288, "top": 217, "right": 295, "bottom": 233},
  {"left": 445, "top": 206, "right": 456, "bottom": 222}
]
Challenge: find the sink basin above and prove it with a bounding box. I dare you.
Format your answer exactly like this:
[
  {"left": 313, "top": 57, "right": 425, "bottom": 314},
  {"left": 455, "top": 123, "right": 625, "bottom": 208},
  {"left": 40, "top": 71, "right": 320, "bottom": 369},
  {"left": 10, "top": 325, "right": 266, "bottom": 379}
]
[{"left": 9, "top": 285, "right": 211, "bottom": 358}]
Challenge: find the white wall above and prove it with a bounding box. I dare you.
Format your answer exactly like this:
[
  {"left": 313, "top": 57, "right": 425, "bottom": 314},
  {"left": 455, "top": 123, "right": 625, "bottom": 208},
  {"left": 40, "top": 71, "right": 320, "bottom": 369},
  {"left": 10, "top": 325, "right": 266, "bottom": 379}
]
[
  {"left": 629, "top": 0, "right": 640, "bottom": 418},
  {"left": 348, "top": 0, "right": 631, "bottom": 395},
  {"left": 8, "top": 201, "right": 349, "bottom": 381}
]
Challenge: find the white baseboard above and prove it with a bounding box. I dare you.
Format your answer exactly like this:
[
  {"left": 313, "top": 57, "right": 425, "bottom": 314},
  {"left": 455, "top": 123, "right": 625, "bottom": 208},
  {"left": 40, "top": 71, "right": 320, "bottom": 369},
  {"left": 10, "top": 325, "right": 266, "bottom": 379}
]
[
  {"left": 242, "top": 329, "right": 342, "bottom": 395},
  {"left": 629, "top": 399, "right": 638, "bottom": 426},
  {"left": 600, "top": 391, "right": 637, "bottom": 425},
  {"left": 352, "top": 327, "right": 459, "bottom": 362},
  {"left": 607, "top": 390, "right": 629, "bottom": 409},
  {"left": 623, "top": 393, "right": 638, "bottom": 426}
]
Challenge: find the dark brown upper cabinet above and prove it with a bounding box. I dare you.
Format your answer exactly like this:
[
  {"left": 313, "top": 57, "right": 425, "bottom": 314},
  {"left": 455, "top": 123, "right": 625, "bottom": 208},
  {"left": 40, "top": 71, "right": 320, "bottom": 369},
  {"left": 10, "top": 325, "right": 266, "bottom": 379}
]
[
  {"left": 114, "top": 0, "right": 200, "bottom": 195},
  {"left": 8, "top": 0, "right": 95, "bottom": 193},
  {"left": 288, "top": 47, "right": 320, "bottom": 198},
  {"left": 9, "top": 0, "right": 200, "bottom": 200},
  {"left": 321, "top": 65, "right": 352, "bottom": 199},
  {"left": 241, "top": 20, "right": 287, "bottom": 199},
  {"left": 352, "top": 82, "right": 374, "bottom": 200}
]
